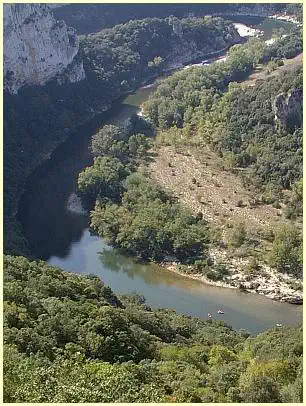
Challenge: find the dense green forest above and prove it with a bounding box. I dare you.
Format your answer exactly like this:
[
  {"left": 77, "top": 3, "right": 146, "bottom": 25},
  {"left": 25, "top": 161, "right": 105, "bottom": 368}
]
[
  {"left": 143, "top": 28, "right": 303, "bottom": 198},
  {"left": 4, "top": 255, "right": 303, "bottom": 402},
  {"left": 4, "top": 15, "right": 241, "bottom": 256},
  {"left": 54, "top": 3, "right": 293, "bottom": 34},
  {"left": 79, "top": 16, "right": 240, "bottom": 97},
  {"left": 4, "top": 7, "right": 303, "bottom": 402},
  {"left": 76, "top": 28, "right": 303, "bottom": 278},
  {"left": 76, "top": 118, "right": 209, "bottom": 266}
]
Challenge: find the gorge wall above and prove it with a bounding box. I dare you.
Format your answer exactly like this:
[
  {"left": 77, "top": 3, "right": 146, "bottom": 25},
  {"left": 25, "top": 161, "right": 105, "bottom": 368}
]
[
  {"left": 53, "top": 3, "right": 288, "bottom": 35},
  {"left": 4, "top": 12, "right": 241, "bottom": 256},
  {"left": 4, "top": 3, "right": 85, "bottom": 94},
  {"left": 273, "top": 88, "right": 303, "bottom": 129}
]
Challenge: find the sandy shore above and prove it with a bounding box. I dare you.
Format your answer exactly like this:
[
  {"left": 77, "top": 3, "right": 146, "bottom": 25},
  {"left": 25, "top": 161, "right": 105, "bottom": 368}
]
[{"left": 159, "top": 255, "right": 303, "bottom": 305}]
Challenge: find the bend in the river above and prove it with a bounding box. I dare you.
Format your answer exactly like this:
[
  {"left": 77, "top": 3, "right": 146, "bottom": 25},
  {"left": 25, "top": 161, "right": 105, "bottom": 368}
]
[{"left": 17, "top": 16, "right": 301, "bottom": 335}]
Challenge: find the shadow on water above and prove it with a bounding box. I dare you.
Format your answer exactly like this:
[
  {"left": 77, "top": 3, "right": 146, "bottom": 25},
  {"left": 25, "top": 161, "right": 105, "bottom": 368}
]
[
  {"left": 17, "top": 16, "right": 301, "bottom": 334},
  {"left": 16, "top": 97, "right": 146, "bottom": 260},
  {"left": 48, "top": 229, "right": 302, "bottom": 335}
]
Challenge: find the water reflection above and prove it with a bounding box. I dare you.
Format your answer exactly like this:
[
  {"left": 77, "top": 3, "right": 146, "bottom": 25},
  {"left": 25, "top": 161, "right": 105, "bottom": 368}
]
[
  {"left": 17, "top": 98, "right": 148, "bottom": 260},
  {"left": 19, "top": 16, "right": 300, "bottom": 334},
  {"left": 48, "top": 229, "right": 302, "bottom": 335}
]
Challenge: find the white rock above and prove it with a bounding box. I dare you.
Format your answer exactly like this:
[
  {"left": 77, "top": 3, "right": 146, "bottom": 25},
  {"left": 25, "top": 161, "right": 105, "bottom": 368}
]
[{"left": 4, "top": 4, "right": 85, "bottom": 94}]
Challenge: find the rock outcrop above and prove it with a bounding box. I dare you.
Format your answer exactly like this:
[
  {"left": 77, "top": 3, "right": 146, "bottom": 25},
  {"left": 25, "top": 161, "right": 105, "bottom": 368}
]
[
  {"left": 273, "top": 88, "right": 302, "bottom": 129},
  {"left": 4, "top": 3, "right": 85, "bottom": 94},
  {"left": 164, "top": 20, "right": 241, "bottom": 71}
]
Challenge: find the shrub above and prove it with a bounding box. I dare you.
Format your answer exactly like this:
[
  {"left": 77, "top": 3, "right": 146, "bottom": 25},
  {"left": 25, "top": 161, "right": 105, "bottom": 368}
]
[{"left": 227, "top": 223, "right": 247, "bottom": 248}]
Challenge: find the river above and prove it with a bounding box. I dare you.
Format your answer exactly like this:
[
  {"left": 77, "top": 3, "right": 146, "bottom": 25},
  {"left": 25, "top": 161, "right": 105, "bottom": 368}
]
[{"left": 17, "top": 16, "right": 301, "bottom": 335}]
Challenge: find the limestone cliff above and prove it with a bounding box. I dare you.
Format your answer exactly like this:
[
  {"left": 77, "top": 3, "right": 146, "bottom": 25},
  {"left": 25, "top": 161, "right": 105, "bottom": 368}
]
[
  {"left": 273, "top": 88, "right": 303, "bottom": 129},
  {"left": 164, "top": 18, "right": 241, "bottom": 70},
  {"left": 4, "top": 3, "right": 85, "bottom": 94}
]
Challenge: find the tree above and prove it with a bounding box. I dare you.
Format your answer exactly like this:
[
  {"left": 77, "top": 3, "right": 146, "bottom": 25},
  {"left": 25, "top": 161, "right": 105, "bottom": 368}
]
[
  {"left": 91, "top": 125, "right": 124, "bottom": 157},
  {"left": 266, "top": 60, "right": 278, "bottom": 74},
  {"left": 268, "top": 224, "right": 302, "bottom": 276},
  {"left": 208, "top": 344, "right": 238, "bottom": 366},
  {"left": 148, "top": 56, "right": 164, "bottom": 68},
  {"left": 227, "top": 222, "right": 247, "bottom": 248},
  {"left": 77, "top": 156, "right": 128, "bottom": 208},
  {"left": 285, "top": 178, "right": 303, "bottom": 219},
  {"left": 239, "top": 372, "right": 282, "bottom": 402}
]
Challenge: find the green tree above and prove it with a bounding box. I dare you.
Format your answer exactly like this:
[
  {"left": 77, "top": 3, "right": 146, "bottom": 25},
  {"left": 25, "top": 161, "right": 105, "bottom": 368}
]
[
  {"left": 91, "top": 125, "right": 124, "bottom": 157},
  {"left": 239, "top": 371, "right": 282, "bottom": 402},
  {"left": 77, "top": 156, "right": 128, "bottom": 208},
  {"left": 227, "top": 222, "right": 247, "bottom": 248},
  {"left": 268, "top": 224, "right": 302, "bottom": 276},
  {"left": 208, "top": 344, "right": 238, "bottom": 366}
]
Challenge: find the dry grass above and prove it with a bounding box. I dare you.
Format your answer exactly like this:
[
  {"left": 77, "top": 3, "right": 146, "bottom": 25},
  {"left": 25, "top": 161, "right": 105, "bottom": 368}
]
[
  {"left": 147, "top": 55, "right": 303, "bottom": 235},
  {"left": 241, "top": 53, "right": 303, "bottom": 88},
  {"left": 148, "top": 145, "right": 286, "bottom": 233}
]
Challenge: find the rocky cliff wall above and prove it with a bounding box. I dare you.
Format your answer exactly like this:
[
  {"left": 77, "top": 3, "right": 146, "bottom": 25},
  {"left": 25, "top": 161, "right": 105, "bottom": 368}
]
[
  {"left": 4, "top": 3, "right": 85, "bottom": 94},
  {"left": 273, "top": 88, "right": 303, "bottom": 129}
]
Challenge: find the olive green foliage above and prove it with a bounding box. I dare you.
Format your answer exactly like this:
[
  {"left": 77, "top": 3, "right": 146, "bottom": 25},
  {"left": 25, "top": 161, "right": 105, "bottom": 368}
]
[
  {"left": 91, "top": 123, "right": 151, "bottom": 163},
  {"left": 4, "top": 15, "right": 239, "bottom": 256},
  {"left": 205, "top": 263, "right": 230, "bottom": 281},
  {"left": 227, "top": 223, "right": 247, "bottom": 248},
  {"left": 268, "top": 224, "right": 302, "bottom": 277},
  {"left": 4, "top": 255, "right": 303, "bottom": 402},
  {"left": 214, "top": 71, "right": 302, "bottom": 192},
  {"left": 285, "top": 178, "right": 303, "bottom": 220},
  {"left": 91, "top": 124, "right": 123, "bottom": 157},
  {"left": 144, "top": 41, "right": 302, "bottom": 199},
  {"left": 265, "top": 26, "right": 302, "bottom": 59},
  {"left": 77, "top": 156, "right": 128, "bottom": 208},
  {"left": 77, "top": 119, "right": 152, "bottom": 210},
  {"left": 91, "top": 173, "right": 209, "bottom": 261}
]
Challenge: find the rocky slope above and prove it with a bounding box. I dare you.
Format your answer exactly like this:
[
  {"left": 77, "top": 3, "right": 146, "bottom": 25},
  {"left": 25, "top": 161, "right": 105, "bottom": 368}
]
[
  {"left": 149, "top": 145, "right": 302, "bottom": 304},
  {"left": 273, "top": 88, "right": 303, "bottom": 128},
  {"left": 4, "top": 3, "right": 85, "bottom": 94}
]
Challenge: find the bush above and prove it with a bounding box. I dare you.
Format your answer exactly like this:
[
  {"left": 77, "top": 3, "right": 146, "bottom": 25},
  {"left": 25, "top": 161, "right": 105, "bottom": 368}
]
[
  {"left": 204, "top": 263, "right": 229, "bottom": 281},
  {"left": 268, "top": 225, "right": 302, "bottom": 276},
  {"left": 246, "top": 257, "right": 260, "bottom": 273},
  {"left": 227, "top": 223, "right": 247, "bottom": 248}
]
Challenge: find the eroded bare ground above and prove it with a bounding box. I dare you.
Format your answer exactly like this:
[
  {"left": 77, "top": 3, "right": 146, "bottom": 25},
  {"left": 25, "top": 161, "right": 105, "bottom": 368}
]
[
  {"left": 148, "top": 145, "right": 285, "bottom": 233},
  {"left": 148, "top": 54, "right": 303, "bottom": 233},
  {"left": 147, "top": 145, "right": 303, "bottom": 302},
  {"left": 241, "top": 53, "right": 303, "bottom": 88}
]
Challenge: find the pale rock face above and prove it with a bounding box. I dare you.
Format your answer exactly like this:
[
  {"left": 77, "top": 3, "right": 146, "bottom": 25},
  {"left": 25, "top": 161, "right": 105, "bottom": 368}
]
[
  {"left": 273, "top": 88, "right": 303, "bottom": 128},
  {"left": 4, "top": 3, "right": 85, "bottom": 94}
]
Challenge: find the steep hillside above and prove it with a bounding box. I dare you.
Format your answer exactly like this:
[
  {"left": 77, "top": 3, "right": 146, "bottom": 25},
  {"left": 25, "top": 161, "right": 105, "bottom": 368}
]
[
  {"left": 141, "top": 32, "right": 302, "bottom": 301},
  {"left": 4, "top": 14, "right": 241, "bottom": 255},
  {"left": 4, "top": 255, "right": 303, "bottom": 403},
  {"left": 4, "top": 4, "right": 85, "bottom": 94}
]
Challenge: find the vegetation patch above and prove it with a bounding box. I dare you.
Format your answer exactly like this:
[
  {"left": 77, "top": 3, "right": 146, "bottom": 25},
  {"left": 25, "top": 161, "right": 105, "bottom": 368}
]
[{"left": 4, "top": 255, "right": 303, "bottom": 403}]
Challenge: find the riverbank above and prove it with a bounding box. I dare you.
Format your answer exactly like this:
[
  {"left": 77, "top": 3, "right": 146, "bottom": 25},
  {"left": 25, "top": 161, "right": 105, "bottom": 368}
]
[
  {"left": 148, "top": 144, "right": 302, "bottom": 305},
  {"left": 160, "top": 254, "right": 303, "bottom": 305},
  {"left": 212, "top": 11, "right": 301, "bottom": 24},
  {"left": 269, "top": 13, "right": 301, "bottom": 26}
]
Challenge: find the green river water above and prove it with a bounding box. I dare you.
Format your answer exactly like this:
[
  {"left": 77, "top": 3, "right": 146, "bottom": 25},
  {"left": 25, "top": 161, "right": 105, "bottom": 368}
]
[{"left": 17, "top": 16, "right": 302, "bottom": 335}]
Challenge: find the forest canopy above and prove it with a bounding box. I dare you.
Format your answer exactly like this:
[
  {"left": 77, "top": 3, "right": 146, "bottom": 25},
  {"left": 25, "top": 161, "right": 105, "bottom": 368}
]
[{"left": 4, "top": 255, "right": 303, "bottom": 403}]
